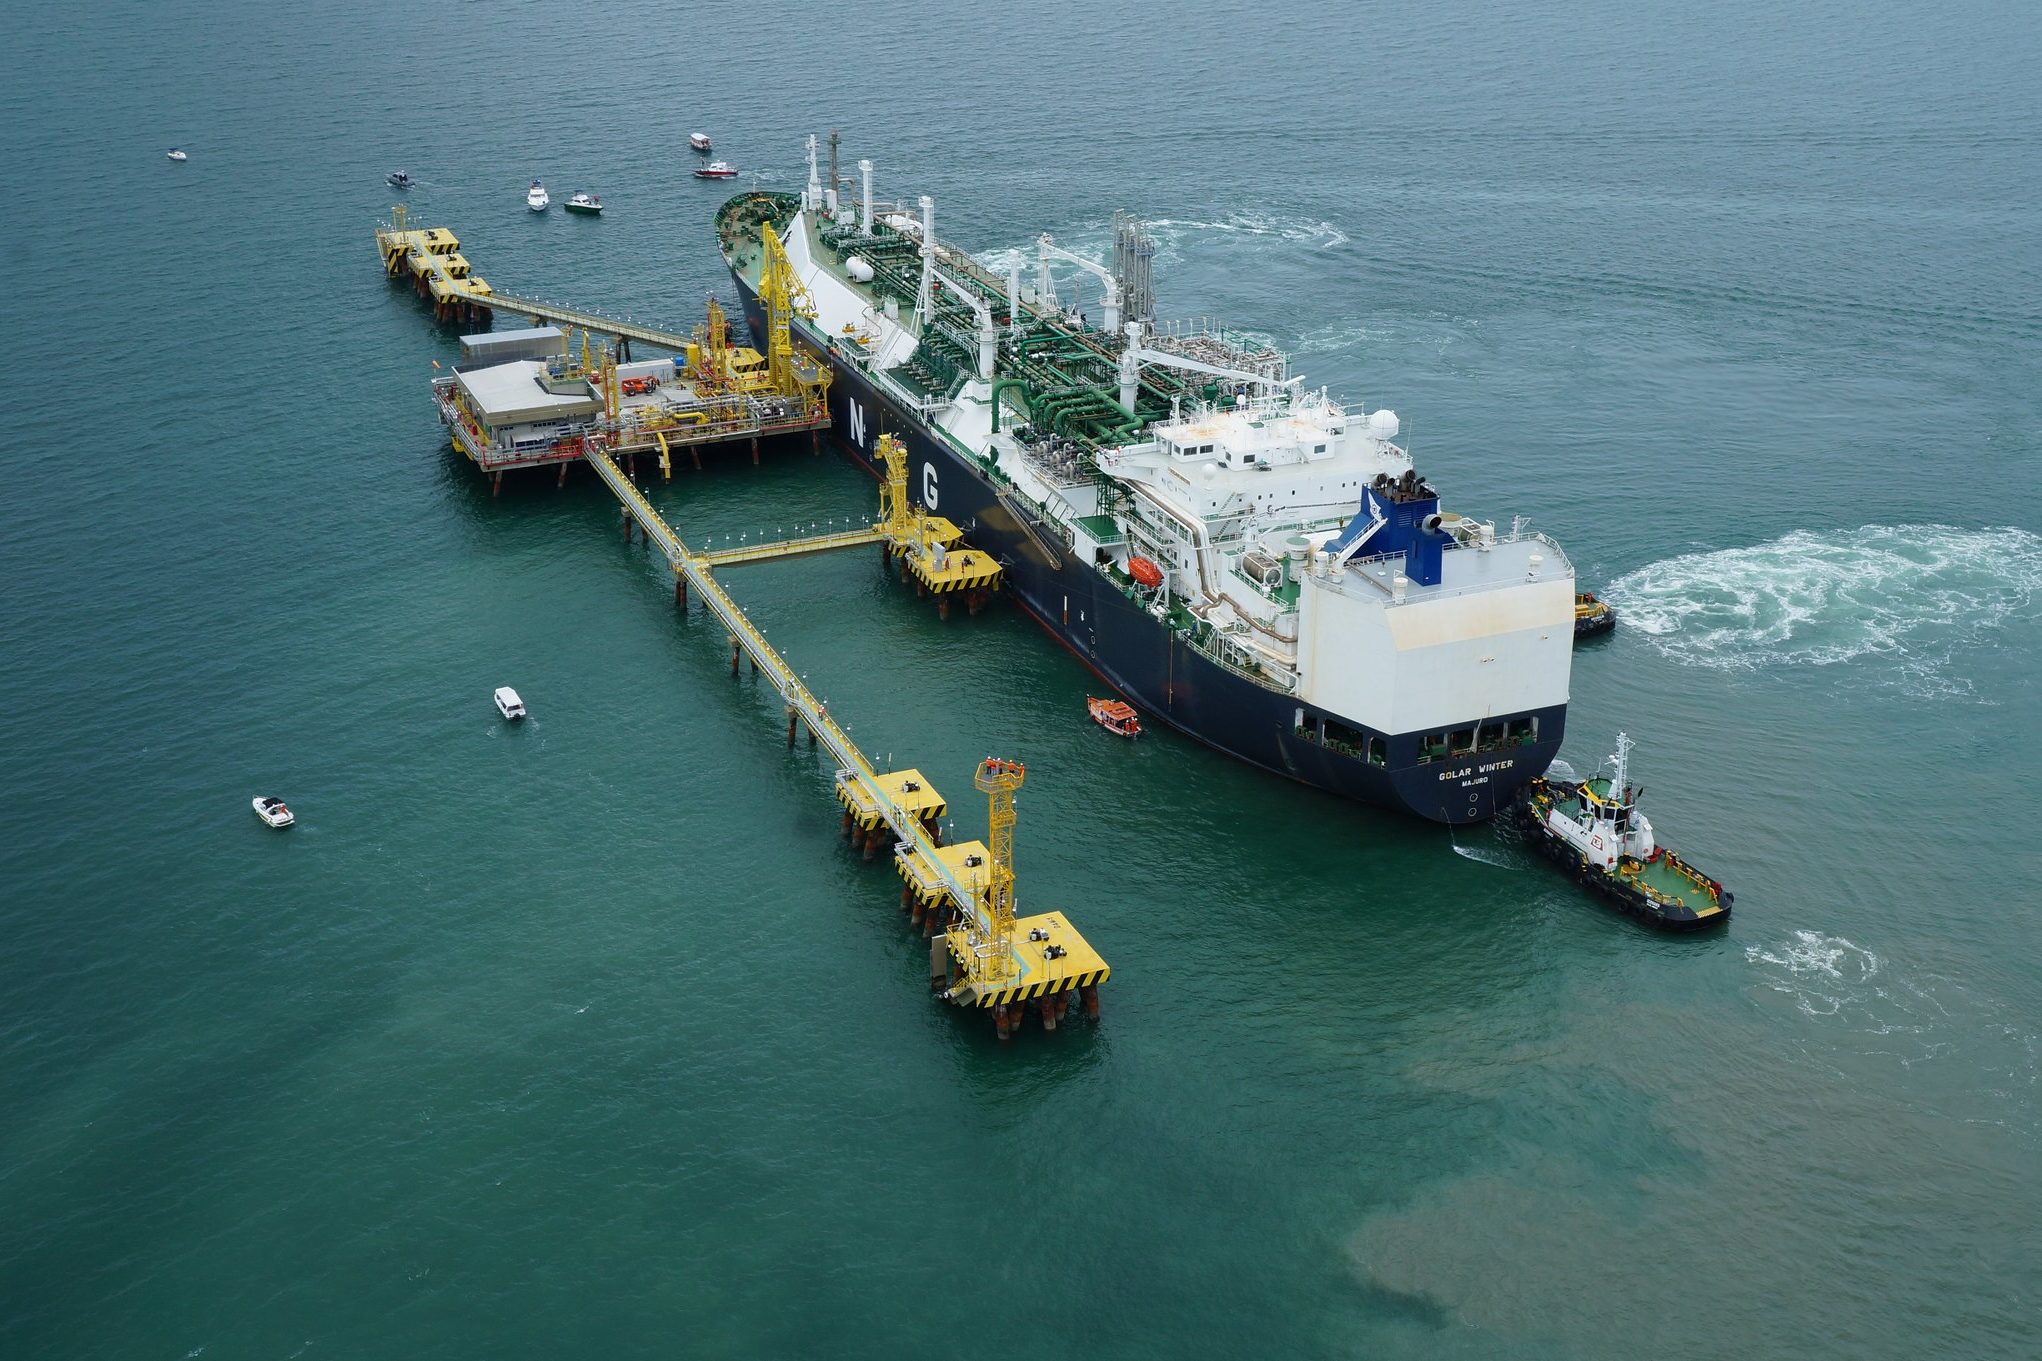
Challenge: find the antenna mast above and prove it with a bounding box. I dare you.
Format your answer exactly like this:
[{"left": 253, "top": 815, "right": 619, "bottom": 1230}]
[{"left": 1609, "top": 732, "right": 1633, "bottom": 800}]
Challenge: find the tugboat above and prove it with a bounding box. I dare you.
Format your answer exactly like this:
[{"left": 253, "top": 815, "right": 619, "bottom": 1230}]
[
  {"left": 1574, "top": 590, "right": 1616, "bottom": 638},
  {"left": 166, "top": 147, "right": 188, "bottom": 162},
  {"left": 564, "top": 191, "right": 602, "bottom": 215},
  {"left": 693, "top": 160, "right": 739, "bottom": 180},
  {"left": 1087, "top": 696, "right": 1141, "bottom": 738},
  {"left": 1514, "top": 733, "right": 1730, "bottom": 930},
  {"left": 689, "top": 132, "right": 713, "bottom": 153},
  {"left": 386, "top": 169, "right": 413, "bottom": 189},
  {"left": 252, "top": 795, "right": 295, "bottom": 828},
  {"left": 526, "top": 180, "right": 550, "bottom": 211}
]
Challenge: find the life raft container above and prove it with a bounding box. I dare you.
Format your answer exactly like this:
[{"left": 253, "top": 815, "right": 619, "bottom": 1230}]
[{"left": 1128, "top": 556, "right": 1164, "bottom": 588}]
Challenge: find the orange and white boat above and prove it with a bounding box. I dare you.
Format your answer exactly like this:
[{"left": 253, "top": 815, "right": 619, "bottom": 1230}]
[{"left": 1087, "top": 696, "right": 1141, "bottom": 738}]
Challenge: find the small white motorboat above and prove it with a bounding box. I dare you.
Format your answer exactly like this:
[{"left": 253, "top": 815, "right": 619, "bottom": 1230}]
[
  {"left": 387, "top": 169, "right": 413, "bottom": 188},
  {"left": 693, "top": 160, "right": 738, "bottom": 180},
  {"left": 252, "top": 796, "right": 294, "bottom": 828},
  {"left": 167, "top": 147, "right": 188, "bottom": 162},
  {"left": 688, "top": 132, "right": 712, "bottom": 153},
  {"left": 564, "top": 191, "right": 602, "bottom": 215},
  {"left": 494, "top": 686, "right": 527, "bottom": 720},
  {"left": 526, "top": 180, "right": 550, "bottom": 211}
]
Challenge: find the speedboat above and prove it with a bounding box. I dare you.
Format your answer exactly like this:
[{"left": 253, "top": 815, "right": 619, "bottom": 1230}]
[
  {"left": 1087, "top": 696, "right": 1141, "bottom": 738},
  {"left": 564, "top": 191, "right": 602, "bottom": 215},
  {"left": 166, "top": 147, "right": 188, "bottom": 162},
  {"left": 526, "top": 180, "right": 549, "bottom": 211},
  {"left": 252, "top": 796, "right": 294, "bottom": 828},
  {"left": 693, "top": 160, "right": 738, "bottom": 179},
  {"left": 688, "top": 132, "right": 712, "bottom": 153},
  {"left": 387, "top": 170, "right": 413, "bottom": 189},
  {"left": 494, "top": 686, "right": 527, "bottom": 720}
]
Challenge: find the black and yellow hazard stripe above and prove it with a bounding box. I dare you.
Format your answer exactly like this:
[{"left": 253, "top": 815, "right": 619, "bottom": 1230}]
[
  {"left": 912, "top": 562, "right": 1003, "bottom": 594},
  {"left": 972, "top": 967, "right": 1110, "bottom": 1008},
  {"left": 834, "top": 782, "right": 886, "bottom": 830},
  {"left": 894, "top": 856, "right": 969, "bottom": 913}
]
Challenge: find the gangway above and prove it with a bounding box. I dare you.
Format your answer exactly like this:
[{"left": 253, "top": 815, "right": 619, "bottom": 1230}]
[
  {"left": 586, "top": 449, "right": 1107, "bottom": 1031},
  {"left": 699, "top": 526, "right": 886, "bottom": 568},
  {"left": 480, "top": 289, "right": 697, "bottom": 353}
]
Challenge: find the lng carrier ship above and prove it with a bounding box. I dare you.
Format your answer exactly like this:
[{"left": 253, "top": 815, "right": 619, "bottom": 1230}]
[{"left": 716, "top": 139, "right": 1576, "bottom": 824}]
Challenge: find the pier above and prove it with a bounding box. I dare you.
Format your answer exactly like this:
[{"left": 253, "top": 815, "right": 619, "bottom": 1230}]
[
  {"left": 379, "top": 205, "right": 696, "bottom": 351},
  {"left": 589, "top": 446, "right": 1107, "bottom": 1035},
  {"left": 378, "top": 209, "right": 831, "bottom": 486},
  {"left": 379, "top": 212, "right": 1104, "bottom": 1038},
  {"left": 430, "top": 307, "right": 829, "bottom": 486},
  {"left": 376, "top": 210, "right": 497, "bottom": 327}
]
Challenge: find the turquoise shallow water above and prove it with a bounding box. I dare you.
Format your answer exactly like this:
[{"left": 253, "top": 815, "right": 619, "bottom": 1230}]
[{"left": 5, "top": 1, "right": 2040, "bottom": 1356}]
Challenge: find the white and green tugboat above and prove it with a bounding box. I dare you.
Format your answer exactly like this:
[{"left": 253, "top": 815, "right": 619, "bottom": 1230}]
[{"left": 1515, "top": 733, "right": 1731, "bottom": 930}]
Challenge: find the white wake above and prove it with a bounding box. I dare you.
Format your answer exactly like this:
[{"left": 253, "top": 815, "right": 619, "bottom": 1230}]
[{"left": 1604, "top": 524, "right": 2042, "bottom": 696}]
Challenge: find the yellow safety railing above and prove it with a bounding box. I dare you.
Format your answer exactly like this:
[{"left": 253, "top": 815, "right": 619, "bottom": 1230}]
[
  {"left": 700, "top": 526, "right": 885, "bottom": 567},
  {"left": 587, "top": 450, "right": 1001, "bottom": 945}
]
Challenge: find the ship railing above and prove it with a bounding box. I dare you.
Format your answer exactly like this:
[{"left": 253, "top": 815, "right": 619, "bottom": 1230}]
[
  {"left": 1103, "top": 572, "right": 1298, "bottom": 695},
  {"left": 1324, "top": 531, "right": 1575, "bottom": 604},
  {"left": 1229, "top": 564, "right": 1302, "bottom": 613},
  {"left": 1142, "top": 318, "right": 1289, "bottom": 379},
  {"left": 871, "top": 365, "right": 953, "bottom": 414},
  {"left": 1187, "top": 625, "right": 1300, "bottom": 694}
]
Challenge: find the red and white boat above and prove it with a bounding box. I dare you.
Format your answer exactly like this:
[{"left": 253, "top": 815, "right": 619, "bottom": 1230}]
[
  {"left": 1087, "top": 696, "right": 1141, "bottom": 738},
  {"left": 693, "top": 160, "right": 738, "bottom": 179},
  {"left": 688, "top": 132, "right": 712, "bottom": 153}
]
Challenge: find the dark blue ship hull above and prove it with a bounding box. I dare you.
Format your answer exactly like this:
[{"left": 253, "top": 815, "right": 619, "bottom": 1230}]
[{"left": 733, "top": 281, "right": 1564, "bottom": 825}]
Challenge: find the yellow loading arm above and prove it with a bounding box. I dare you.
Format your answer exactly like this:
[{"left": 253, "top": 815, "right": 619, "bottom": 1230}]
[
  {"left": 876, "top": 433, "right": 914, "bottom": 544},
  {"left": 971, "top": 757, "right": 1025, "bottom": 982},
  {"left": 600, "top": 343, "right": 620, "bottom": 421},
  {"left": 759, "top": 222, "right": 831, "bottom": 412}
]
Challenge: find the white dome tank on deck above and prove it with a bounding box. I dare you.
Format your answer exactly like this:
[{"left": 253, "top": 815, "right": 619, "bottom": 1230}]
[
  {"left": 845, "top": 256, "right": 875, "bottom": 282},
  {"left": 1368, "top": 408, "right": 1400, "bottom": 441}
]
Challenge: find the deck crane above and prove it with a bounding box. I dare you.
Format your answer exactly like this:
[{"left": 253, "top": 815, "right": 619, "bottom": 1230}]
[
  {"left": 1036, "top": 232, "right": 1122, "bottom": 332},
  {"left": 759, "top": 223, "right": 832, "bottom": 414},
  {"left": 968, "top": 757, "right": 1026, "bottom": 987}
]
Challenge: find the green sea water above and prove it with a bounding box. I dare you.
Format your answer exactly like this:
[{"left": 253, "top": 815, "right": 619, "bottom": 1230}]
[{"left": 6, "top": 1, "right": 2039, "bottom": 1356}]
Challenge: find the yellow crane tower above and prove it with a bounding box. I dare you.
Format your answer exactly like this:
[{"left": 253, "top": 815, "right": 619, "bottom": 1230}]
[
  {"left": 758, "top": 222, "right": 831, "bottom": 413},
  {"left": 690, "top": 296, "right": 736, "bottom": 392},
  {"left": 970, "top": 756, "right": 1026, "bottom": 984}
]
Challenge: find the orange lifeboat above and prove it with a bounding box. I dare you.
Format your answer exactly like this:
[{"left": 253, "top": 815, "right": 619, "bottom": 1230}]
[
  {"left": 1087, "top": 697, "right": 1141, "bottom": 738},
  {"left": 1128, "top": 555, "right": 1164, "bottom": 589}
]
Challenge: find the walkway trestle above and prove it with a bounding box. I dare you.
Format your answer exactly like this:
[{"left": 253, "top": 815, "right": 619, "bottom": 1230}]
[
  {"left": 587, "top": 449, "right": 1105, "bottom": 1036},
  {"left": 700, "top": 526, "right": 886, "bottom": 568}
]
